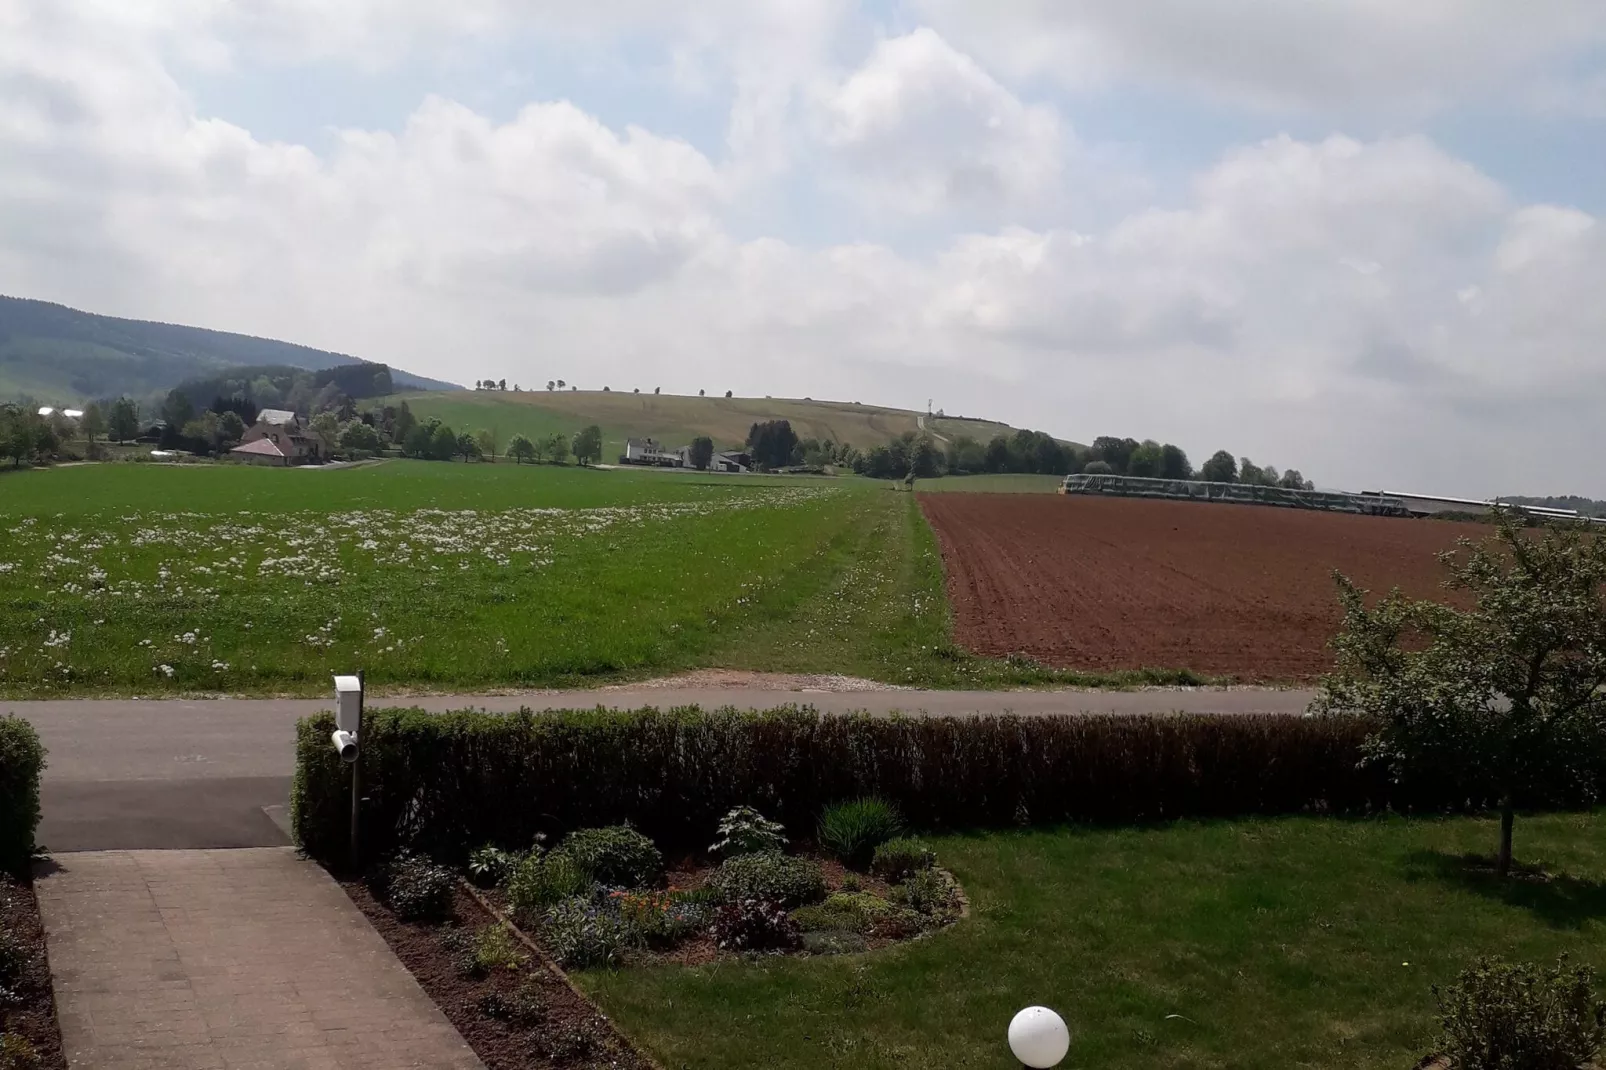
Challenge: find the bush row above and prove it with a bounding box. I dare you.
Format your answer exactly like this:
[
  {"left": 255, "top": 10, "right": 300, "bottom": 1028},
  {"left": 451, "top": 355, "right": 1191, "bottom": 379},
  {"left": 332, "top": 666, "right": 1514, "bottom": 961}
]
[
  {"left": 291, "top": 705, "right": 1604, "bottom": 867},
  {"left": 0, "top": 717, "right": 44, "bottom": 875}
]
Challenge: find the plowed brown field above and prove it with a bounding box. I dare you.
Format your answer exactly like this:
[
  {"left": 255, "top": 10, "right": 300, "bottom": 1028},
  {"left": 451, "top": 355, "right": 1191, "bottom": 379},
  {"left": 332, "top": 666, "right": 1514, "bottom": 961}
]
[{"left": 919, "top": 493, "right": 1469, "bottom": 681}]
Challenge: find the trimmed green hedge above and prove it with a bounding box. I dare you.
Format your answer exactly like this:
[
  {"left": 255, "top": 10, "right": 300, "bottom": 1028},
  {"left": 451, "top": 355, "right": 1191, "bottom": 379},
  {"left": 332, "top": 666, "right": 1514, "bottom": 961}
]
[
  {"left": 291, "top": 706, "right": 1599, "bottom": 867},
  {"left": 0, "top": 716, "right": 45, "bottom": 874}
]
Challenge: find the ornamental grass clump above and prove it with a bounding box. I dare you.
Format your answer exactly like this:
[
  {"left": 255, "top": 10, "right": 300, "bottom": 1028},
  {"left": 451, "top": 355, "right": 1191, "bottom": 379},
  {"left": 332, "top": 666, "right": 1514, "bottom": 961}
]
[{"left": 818, "top": 797, "right": 904, "bottom": 869}]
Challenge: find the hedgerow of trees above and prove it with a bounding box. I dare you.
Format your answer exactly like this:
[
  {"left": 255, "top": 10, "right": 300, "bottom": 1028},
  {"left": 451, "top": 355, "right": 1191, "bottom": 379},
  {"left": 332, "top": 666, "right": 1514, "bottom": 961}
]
[{"left": 852, "top": 426, "right": 1316, "bottom": 488}]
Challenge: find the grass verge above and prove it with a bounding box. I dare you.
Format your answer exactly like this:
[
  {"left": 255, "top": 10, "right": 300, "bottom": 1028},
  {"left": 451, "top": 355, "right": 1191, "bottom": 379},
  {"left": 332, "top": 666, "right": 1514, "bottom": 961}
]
[{"left": 580, "top": 811, "right": 1606, "bottom": 1070}]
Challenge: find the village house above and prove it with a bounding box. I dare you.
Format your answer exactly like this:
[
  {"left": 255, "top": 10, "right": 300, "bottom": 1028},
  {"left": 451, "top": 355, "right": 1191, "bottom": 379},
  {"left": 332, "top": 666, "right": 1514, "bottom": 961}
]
[
  {"left": 230, "top": 409, "right": 321, "bottom": 466},
  {"left": 621, "top": 438, "right": 682, "bottom": 466}
]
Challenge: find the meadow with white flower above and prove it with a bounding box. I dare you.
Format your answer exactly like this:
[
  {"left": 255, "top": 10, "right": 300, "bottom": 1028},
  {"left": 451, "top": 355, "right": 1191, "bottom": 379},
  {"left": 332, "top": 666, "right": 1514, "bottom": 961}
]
[{"left": 0, "top": 461, "right": 1057, "bottom": 695}]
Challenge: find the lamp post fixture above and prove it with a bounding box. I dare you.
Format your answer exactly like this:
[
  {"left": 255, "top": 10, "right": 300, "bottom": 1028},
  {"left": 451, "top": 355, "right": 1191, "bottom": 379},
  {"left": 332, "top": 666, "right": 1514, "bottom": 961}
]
[
  {"left": 1009, "top": 1006, "right": 1069, "bottom": 1069},
  {"left": 333, "top": 672, "right": 364, "bottom": 867}
]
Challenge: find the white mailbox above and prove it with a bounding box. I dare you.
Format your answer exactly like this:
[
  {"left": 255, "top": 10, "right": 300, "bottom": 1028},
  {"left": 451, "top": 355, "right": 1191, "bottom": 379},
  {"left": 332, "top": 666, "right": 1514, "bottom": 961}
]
[{"left": 334, "top": 674, "right": 363, "bottom": 734}]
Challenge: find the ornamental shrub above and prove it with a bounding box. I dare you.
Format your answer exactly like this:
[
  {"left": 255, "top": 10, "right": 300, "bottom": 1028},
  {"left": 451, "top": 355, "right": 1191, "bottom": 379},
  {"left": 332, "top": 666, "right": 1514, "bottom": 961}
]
[
  {"left": 506, "top": 851, "right": 593, "bottom": 923},
  {"left": 0, "top": 718, "right": 44, "bottom": 875},
  {"left": 893, "top": 868, "right": 958, "bottom": 918},
  {"left": 609, "top": 890, "right": 712, "bottom": 949},
  {"left": 818, "top": 798, "right": 904, "bottom": 869},
  {"left": 709, "top": 852, "right": 825, "bottom": 909},
  {"left": 710, "top": 806, "right": 788, "bottom": 858},
  {"left": 477, "top": 981, "right": 546, "bottom": 1027},
  {"left": 712, "top": 899, "right": 800, "bottom": 952},
  {"left": 871, "top": 838, "right": 936, "bottom": 882},
  {"left": 560, "top": 826, "right": 663, "bottom": 889},
  {"left": 466, "top": 845, "right": 523, "bottom": 888},
  {"left": 1433, "top": 955, "right": 1605, "bottom": 1070},
  {"left": 385, "top": 852, "right": 455, "bottom": 922},
  {"left": 541, "top": 897, "right": 636, "bottom": 969}
]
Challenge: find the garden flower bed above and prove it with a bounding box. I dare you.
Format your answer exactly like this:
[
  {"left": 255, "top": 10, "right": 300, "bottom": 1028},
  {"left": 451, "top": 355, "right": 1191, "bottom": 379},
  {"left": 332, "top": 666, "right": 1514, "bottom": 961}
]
[
  {"left": 344, "top": 803, "right": 964, "bottom": 1068},
  {"left": 0, "top": 873, "right": 66, "bottom": 1070},
  {"left": 341, "top": 877, "right": 654, "bottom": 1070}
]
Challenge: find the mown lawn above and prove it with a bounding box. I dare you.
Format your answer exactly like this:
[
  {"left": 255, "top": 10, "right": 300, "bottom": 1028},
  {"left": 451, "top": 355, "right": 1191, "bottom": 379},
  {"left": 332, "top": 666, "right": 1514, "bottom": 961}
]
[
  {"left": 582, "top": 812, "right": 1606, "bottom": 1070},
  {"left": 0, "top": 461, "right": 1155, "bottom": 696}
]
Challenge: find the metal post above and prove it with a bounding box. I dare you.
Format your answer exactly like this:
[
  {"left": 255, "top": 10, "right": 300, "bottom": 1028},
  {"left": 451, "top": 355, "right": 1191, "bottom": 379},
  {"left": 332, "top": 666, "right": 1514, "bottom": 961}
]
[{"left": 350, "top": 670, "right": 364, "bottom": 869}]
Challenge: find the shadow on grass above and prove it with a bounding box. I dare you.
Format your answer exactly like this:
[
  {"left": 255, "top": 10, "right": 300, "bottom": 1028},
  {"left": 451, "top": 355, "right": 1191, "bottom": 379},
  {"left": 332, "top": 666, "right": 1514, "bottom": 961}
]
[{"left": 1403, "top": 849, "right": 1606, "bottom": 930}]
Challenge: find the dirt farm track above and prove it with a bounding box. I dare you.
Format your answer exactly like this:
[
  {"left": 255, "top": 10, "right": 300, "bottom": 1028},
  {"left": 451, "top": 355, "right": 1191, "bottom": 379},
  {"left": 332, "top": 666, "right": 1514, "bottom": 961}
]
[{"left": 919, "top": 493, "right": 1468, "bottom": 681}]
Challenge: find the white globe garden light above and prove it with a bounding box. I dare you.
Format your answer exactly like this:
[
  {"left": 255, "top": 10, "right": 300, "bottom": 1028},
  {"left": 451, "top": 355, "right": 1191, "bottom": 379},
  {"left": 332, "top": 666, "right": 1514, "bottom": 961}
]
[{"left": 1008, "top": 1006, "right": 1069, "bottom": 1068}]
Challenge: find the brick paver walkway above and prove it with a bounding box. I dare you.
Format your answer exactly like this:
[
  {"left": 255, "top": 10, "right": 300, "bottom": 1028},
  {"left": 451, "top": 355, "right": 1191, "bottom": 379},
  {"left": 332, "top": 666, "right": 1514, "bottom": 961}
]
[{"left": 35, "top": 848, "right": 484, "bottom": 1070}]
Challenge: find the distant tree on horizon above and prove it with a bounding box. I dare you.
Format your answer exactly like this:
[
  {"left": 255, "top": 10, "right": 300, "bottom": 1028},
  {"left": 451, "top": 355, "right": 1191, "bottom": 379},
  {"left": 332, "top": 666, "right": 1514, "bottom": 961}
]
[
  {"left": 475, "top": 428, "right": 499, "bottom": 460},
  {"left": 108, "top": 397, "right": 139, "bottom": 443},
  {"left": 1200, "top": 450, "right": 1238, "bottom": 483},
  {"left": 1160, "top": 443, "right": 1192, "bottom": 480},
  {"left": 80, "top": 402, "right": 107, "bottom": 444},
  {"left": 571, "top": 424, "right": 603, "bottom": 466}
]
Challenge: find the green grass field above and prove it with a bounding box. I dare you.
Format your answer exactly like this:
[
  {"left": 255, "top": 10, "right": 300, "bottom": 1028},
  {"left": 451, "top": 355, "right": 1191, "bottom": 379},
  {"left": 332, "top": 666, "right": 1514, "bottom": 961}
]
[
  {"left": 913, "top": 473, "right": 1065, "bottom": 494},
  {"left": 0, "top": 461, "right": 1163, "bottom": 696},
  {"left": 582, "top": 811, "right": 1606, "bottom": 1070},
  {"left": 0, "top": 457, "right": 790, "bottom": 515},
  {"left": 389, "top": 390, "right": 1025, "bottom": 460}
]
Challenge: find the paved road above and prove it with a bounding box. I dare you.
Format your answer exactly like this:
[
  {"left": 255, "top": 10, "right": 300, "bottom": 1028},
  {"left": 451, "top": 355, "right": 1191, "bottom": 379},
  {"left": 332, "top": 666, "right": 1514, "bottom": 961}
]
[{"left": 14, "top": 687, "right": 1315, "bottom": 852}]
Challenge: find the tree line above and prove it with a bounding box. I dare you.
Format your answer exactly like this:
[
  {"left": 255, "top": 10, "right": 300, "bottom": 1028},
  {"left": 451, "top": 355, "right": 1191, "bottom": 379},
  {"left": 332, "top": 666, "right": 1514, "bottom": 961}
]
[{"left": 855, "top": 428, "right": 1313, "bottom": 488}]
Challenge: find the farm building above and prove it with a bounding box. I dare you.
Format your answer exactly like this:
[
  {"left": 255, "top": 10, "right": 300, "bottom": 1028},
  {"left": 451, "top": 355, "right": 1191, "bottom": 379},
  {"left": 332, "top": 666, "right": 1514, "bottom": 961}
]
[
  {"left": 1062, "top": 474, "right": 1410, "bottom": 516},
  {"left": 621, "top": 438, "right": 683, "bottom": 467},
  {"left": 232, "top": 409, "right": 320, "bottom": 465},
  {"left": 1369, "top": 491, "right": 1606, "bottom": 522}
]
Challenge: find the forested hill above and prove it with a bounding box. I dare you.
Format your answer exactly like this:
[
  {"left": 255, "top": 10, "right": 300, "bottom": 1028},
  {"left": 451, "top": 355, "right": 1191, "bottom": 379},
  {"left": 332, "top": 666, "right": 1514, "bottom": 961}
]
[{"left": 0, "top": 295, "right": 457, "bottom": 403}]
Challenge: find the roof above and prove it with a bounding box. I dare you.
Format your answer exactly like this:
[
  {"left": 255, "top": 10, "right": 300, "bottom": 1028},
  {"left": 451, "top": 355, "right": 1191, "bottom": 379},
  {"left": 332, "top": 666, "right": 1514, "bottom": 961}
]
[
  {"left": 231, "top": 438, "right": 286, "bottom": 458},
  {"left": 257, "top": 409, "right": 298, "bottom": 425}
]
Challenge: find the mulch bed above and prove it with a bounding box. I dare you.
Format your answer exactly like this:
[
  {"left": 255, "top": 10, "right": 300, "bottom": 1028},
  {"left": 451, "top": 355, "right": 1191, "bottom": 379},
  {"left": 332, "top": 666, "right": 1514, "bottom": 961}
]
[
  {"left": 341, "top": 879, "right": 656, "bottom": 1070},
  {"left": 1, "top": 873, "right": 67, "bottom": 1070}
]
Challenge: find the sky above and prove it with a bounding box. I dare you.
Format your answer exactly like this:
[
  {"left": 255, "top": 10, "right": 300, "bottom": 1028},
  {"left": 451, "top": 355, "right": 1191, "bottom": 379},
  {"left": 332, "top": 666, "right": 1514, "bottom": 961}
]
[{"left": 2, "top": 1, "right": 1604, "bottom": 497}]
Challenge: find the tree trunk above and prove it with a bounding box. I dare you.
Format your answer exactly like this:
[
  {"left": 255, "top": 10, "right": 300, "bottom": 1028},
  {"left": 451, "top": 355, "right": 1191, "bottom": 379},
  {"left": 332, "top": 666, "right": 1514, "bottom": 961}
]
[{"left": 1497, "top": 794, "right": 1515, "bottom": 879}]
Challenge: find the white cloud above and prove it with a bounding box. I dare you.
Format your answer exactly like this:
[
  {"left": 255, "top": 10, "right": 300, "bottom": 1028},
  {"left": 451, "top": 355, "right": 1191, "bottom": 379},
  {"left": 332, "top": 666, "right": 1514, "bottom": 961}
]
[
  {"left": 813, "top": 28, "right": 1064, "bottom": 217},
  {"left": 2, "top": 0, "right": 1606, "bottom": 499},
  {"left": 912, "top": 0, "right": 1606, "bottom": 113}
]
